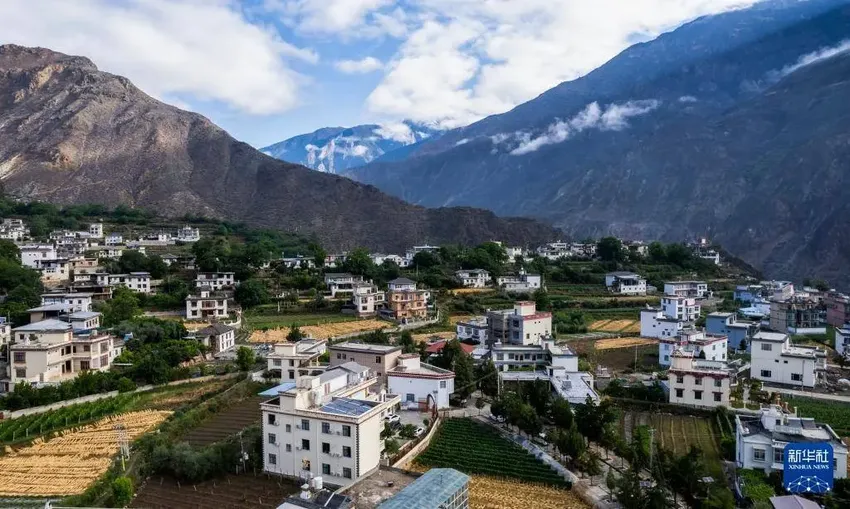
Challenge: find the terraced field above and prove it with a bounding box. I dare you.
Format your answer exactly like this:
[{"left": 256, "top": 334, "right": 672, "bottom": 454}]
[
  {"left": 183, "top": 397, "right": 263, "bottom": 446},
  {"left": 131, "top": 474, "right": 299, "bottom": 509}
]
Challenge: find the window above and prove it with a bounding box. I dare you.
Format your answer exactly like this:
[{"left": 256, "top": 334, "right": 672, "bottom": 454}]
[
  {"left": 774, "top": 449, "right": 783, "bottom": 464},
  {"left": 791, "top": 373, "right": 803, "bottom": 382},
  {"left": 288, "top": 370, "right": 295, "bottom": 379},
  {"left": 714, "top": 392, "right": 722, "bottom": 402},
  {"left": 753, "top": 448, "right": 766, "bottom": 462},
  {"left": 286, "top": 444, "right": 291, "bottom": 452},
  {"left": 675, "top": 388, "right": 684, "bottom": 398},
  {"left": 15, "top": 368, "right": 25, "bottom": 378},
  {"left": 301, "top": 419, "right": 310, "bottom": 431},
  {"left": 375, "top": 356, "right": 382, "bottom": 364},
  {"left": 268, "top": 454, "right": 277, "bottom": 465},
  {"left": 322, "top": 464, "right": 331, "bottom": 475},
  {"left": 714, "top": 379, "right": 722, "bottom": 388},
  {"left": 694, "top": 377, "right": 703, "bottom": 386},
  {"left": 694, "top": 390, "right": 703, "bottom": 400},
  {"left": 289, "top": 360, "right": 295, "bottom": 367},
  {"left": 761, "top": 343, "right": 773, "bottom": 351},
  {"left": 676, "top": 375, "right": 684, "bottom": 384},
  {"left": 760, "top": 370, "right": 772, "bottom": 378},
  {"left": 268, "top": 433, "right": 277, "bottom": 444},
  {"left": 336, "top": 353, "right": 342, "bottom": 359},
  {"left": 343, "top": 446, "right": 351, "bottom": 458},
  {"left": 301, "top": 439, "right": 310, "bottom": 451},
  {"left": 342, "top": 425, "right": 351, "bottom": 437},
  {"left": 13, "top": 352, "right": 25, "bottom": 363},
  {"left": 322, "top": 442, "right": 330, "bottom": 454},
  {"left": 285, "top": 424, "right": 291, "bottom": 432},
  {"left": 322, "top": 422, "right": 331, "bottom": 434},
  {"left": 343, "top": 467, "right": 352, "bottom": 479},
  {"left": 303, "top": 460, "right": 311, "bottom": 471},
  {"left": 273, "top": 359, "right": 281, "bottom": 367}
]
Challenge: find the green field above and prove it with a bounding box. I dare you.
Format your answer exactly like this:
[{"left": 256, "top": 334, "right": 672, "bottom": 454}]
[
  {"left": 783, "top": 395, "right": 850, "bottom": 435},
  {"left": 619, "top": 411, "right": 724, "bottom": 478},
  {"left": 243, "top": 312, "right": 357, "bottom": 330},
  {"left": 415, "top": 418, "right": 569, "bottom": 487}
]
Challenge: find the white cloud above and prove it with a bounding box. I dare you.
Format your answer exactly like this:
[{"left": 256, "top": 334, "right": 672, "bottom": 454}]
[
  {"left": 362, "top": 0, "right": 755, "bottom": 128},
  {"left": 678, "top": 95, "right": 698, "bottom": 103},
  {"left": 335, "top": 57, "right": 384, "bottom": 74},
  {"left": 773, "top": 40, "right": 850, "bottom": 79},
  {"left": 508, "top": 99, "right": 660, "bottom": 155},
  {"left": 269, "top": 0, "right": 398, "bottom": 36},
  {"left": 374, "top": 122, "right": 415, "bottom": 143},
  {"left": 0, "top": 0, "right": 316, "bottom": 115}
]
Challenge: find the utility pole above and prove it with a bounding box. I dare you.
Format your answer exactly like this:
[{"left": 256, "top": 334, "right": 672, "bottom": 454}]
[{"left": 649, "top": 427, "right": 655, "bottom": 472}]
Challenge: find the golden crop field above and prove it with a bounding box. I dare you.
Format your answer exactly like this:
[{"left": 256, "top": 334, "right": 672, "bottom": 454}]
[
  {"left": 0, "top": 410, "right": 171, "bottom": 496},
  {"left": 449, "top": 288, "right": 494, "bottom": 295},
  {"left": 595, "top": 337, "right": 658, "bottom": 351},
  {"left": 249, "top": 319, "right": 390, "bottom": 342},
  {"left": 412, "top": 331, "right": 456, "bottom": 344},
  {"left": 589, "top": 319, "right": 639, "bottom": 332},
  {"left": 449, "top": 315, "right": 474, "bottom": 324},
  {"left": 469, "top": 475, "right": 588, "bottom": 509}
]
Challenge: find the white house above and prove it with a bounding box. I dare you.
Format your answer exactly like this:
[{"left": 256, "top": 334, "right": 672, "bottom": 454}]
[
  {"left": 455, "top": 269, "right": 491, "bottom": 289},
  {"left": 605, "top": 272, "right": 647, "bottom": 296},
  {"left": 735, "top": 405, "right": 847, "bottom": 479},
  {"left": 0, "top": 218, "right": 29, "bottom": 241},
  {"left": 0, "top": 317, "right": 11, "bottom": 347},
  {"left": 667, "top": 348, "right": 731, "bottom": 408},
  {"left": 456, "top": 316, "right": 488, "bottom": 344},
  {"left": 505, "top": 246, "right": 526, "bottom": 262},
  {"left": 661, "top": 295, "right": 701, "bottom": 322},
  {"left": 658, "top": 329, "right": 727, "bottom": 367},
  {"left": 195, "top": 323, "right": 236, "bottom": 353},
  {"left": 185, "top": 287, "right": 229, "bottom": 320},
  {"left": 35, "top": 258, "right": 70, "bottom": 282},
  {"left": 750, "top": 331, "right": 827, "bottom": 388},
  {"left": 260, "top": 363, "right": 400, "bottom": 487},
  {"left": 268, "top": 339, "right": 328, "bottom": 381},
  {"left": 176, "top": 226, "right": 200, "bottom": 243},
  {"left": 95, "top": 272, "right": 151, "bottom": 293},
  {"left": 41, "top": 292, "right": 94, "bottom": 313},
  {"left": 281, "top": 255, "right": 315, "bottom": 269},
  {"left": 20, "top": 245, "right": 58, "bottom": 269},
  {"left": 324, "top": 273, "right": 360, "bottom": 298},
  {"left": 486, "top": 301, "right": 552, "bottom": 347},
  {"left": 664, "top": 281, "right": 710, "bottom": 299},
  {"left": 88, "top": 222, "right": 103, "bottom": 238},
  {"left": 351, "top": 282, "right": 385, "bottom": 317},
  {"left": 836, "top": 325, "right": 850, "bottom": 359},
  {"left": 388, "top": 354, "right": 455, "bottom": 410},
  {"left": 104, "top": 233, "right": 123, "bottom": 246},
  {"left": 195, "top": 272, "right": 236, "bottom": 291},
  {"left": 640, "top": 307, "right": 685, "bottom": 339},
  {"left": 496, "top": 271, "right": 542, "bottom": 293}
]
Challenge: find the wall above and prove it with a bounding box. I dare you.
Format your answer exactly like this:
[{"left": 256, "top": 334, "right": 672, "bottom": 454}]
[
  {"left": 392, "top": 416, "right": 441, "bottom": 470},
  {"left": 388, "top": 376, "right": 451, "bottom": 409}
]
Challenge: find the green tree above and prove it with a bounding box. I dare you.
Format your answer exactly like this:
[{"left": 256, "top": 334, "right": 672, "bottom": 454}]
[
  {"left": 597, "top": 237, "right": 624, "bottom": 263},
  {"left": 234, "top": 279, "right": 270, "bottom": 309},
  {"left": 533, "top": 288, "right": 551, "bottom": 311},
  {"left": 551, "top": 397, "right": 573, "bottom": 429},
  {"left": 474, "top": 397, "right": 486, "bottom": 414},
  {"left": 555, "top": 424, "right": 586, "bottom": 463},
  {"left": 308, "top": 242, "right": 327, "bottom": 268},
  {"left": 342, "top": 247, "right": 374, "bottom": 277},
  {"left": 287, "top": 325, "right": 304, "bottom": 343},
  {"left": 398, "top": 330, "right": 417, "bottom": 354},
  {"left": 0, "top": 240, "right": 20, "bottom": 261},
  {"left": 411, "top": 251, "right": 441, "bottom": 270},
  {"left": 236, "top": 346, "right": 256, "bottom": 371},
  {"left": 101, "top": 287, "right": 141, "bottom": 326},
  {"left": 384, "top": 438, "right": 400, "bottom": 456},
  {"left": 453, "top": 348, "right": 475, "bottom": 399},
  {"left": 475, "top": 360, "right": 499, "bottom": 397},
  {"left": 146, "top": 255, "right": 169, "bottom": 279},
  {"left": 110, "top": 476, "right": 134, "bottom": 507}
]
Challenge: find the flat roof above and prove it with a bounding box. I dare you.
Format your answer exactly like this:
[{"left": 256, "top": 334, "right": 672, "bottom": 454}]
[
  {"left": 319, "top": 397, "right": 380, "bottom": 417},
  {"left": 66, "top": 311, "right": 101, "bottom": 319},
  {"left": 753, "top": 331, "right": 788, "bottom": 342},
  {"left": 27, "top": 303, "right": 68, "bottom": 312},
  {"left": 13, "top": 319, "right": 72, "bottom": 332},
  {"left": 332, "top": 342, "right": 402, "bottom": 354},
  {"left": 258, "top": 382, "right": 296, "bottom": 396},
  {"left": 377, "top": 469, "right": 469, "bottom": 509}
]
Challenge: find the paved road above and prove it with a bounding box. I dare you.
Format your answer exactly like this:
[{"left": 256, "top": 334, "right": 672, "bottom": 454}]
[{"left": 768, "top": 386, "right": 850, "bottom": 403}]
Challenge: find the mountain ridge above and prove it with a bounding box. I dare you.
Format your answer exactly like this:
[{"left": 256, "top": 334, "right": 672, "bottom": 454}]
[{"left": 0, "top": 44, "right": 558, "bottom": 252}]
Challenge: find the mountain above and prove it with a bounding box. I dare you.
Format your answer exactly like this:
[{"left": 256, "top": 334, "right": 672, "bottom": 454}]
[
  {"left": 346, "top": 0, "right": 850, "bottom": 286},
  {"left": 260, "top": 122, "right": 440, "bottom": 174},
  {"left": 0, "top": 45, "right": 557, "bottom": 252}
]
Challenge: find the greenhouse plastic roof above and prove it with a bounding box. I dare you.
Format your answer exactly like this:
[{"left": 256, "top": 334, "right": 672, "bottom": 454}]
[{"left": 377, "top": 468, "right": 469, "bottom": 509}]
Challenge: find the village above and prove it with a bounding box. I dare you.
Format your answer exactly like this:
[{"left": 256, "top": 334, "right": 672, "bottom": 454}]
[{"left": 0, "top": 205, "right": 846, "bottom": 509}]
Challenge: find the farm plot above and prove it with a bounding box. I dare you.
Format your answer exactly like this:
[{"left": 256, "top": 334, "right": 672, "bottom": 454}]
[
  {"left": 469, "top": 476, "right": 588, "bottom": 509},
  {"left": 136, "top": 379, "right": 237, "bottom": 411},
  {"left": 244, "top": 312, "right": 356, "bottom": 331},
  {"left": 782, "top": 395, "right": 850, "bottom": 435},
  {"left": 589, "top": 319, "right": 640, "bottom": 333},
  {"left": 619, "top": 411, "right": 723, "bottom": 478},
  {"left": 594, "top": 337, "right": 658, "bottom": 351},
  {"left": 182, "top": 397, "right": 263, "bottom": 446},
  {"left": 250, "top": 319, "right": 389, "bottom": 342},
  {"left": 0, "top": 410, "right": 170, "bottom": 496},
  {"left": 131, "top": 473, "right": 299, "bottom": 509},
  {"left": 415, "top": 418, "right": 569, "bottom": 487}
]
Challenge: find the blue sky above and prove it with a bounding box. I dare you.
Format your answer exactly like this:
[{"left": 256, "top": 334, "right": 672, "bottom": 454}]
[{"left": 0, "top": 0, "right": 756, "bottom": 148}]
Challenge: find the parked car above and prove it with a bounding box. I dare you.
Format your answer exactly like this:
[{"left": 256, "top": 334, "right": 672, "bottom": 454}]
[
  {"left": 490, "top": 413, "right": 506, "bottom": 423},
  {"left": 414, "top": 426, "right": 426, "bottom": 437},
  {"left": 384, "top": 413, "right": 400, "bottom": 425}
]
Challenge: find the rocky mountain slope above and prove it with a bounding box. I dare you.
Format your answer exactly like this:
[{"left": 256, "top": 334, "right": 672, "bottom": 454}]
[
  {"left": 347, "top": 0, "right": 850, "bottom": 285},
  {"left": 260, "top": 122, "right": 439, "bottom": 174},
  {"left": 0, "top": 45, "right": 557, "bottom": 252}
]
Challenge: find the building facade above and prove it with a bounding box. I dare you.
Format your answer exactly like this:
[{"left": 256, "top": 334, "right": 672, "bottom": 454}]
[
  {"left": 658, "top": 330, "right": 727, "bottom": 367},
  {"left": 456, "top": 317, "right": 488, "bottom": 344},
  {"left": 388, "top": 355, "right": 454, "bottom": 410},
  {"left": 385, "top": 278, "right": 430, "bottom": 322},
  {"left": 605, "top": 272, "right": 647, "bottom": 296},
  {"left": 195, "top": 272, "right": 236, "bottom": 291},
  {"left": 769, "top": 298, "right": 826, "bottom": 335},
  {"left": 329, "top": 343, "right": 402, "bottom": 386},
  {"left": 705, "top": 312, "right": 759, "bottom": 352},
  {"left": 268, "top": 339, "right": 328, "bottom": 381},
  {"left": 750, "top": 331, "right": 826, "bottom": 388},
  {"left": 454, "top": 269, "right": 491, "bottom": 288},
  {"left": 825, "top": 292, "right": 850, "bottom": 328},
  {"left": 663, "top": 281, "right": 709, "bottom": 299},
  {"left": 486, "top": 302, "right": 552, "bottom": 347},
  {"left": 661, "top": 295, "right": 700, "bottom": 322},
  {"left": 667, "top": 349, "right": 731, "bottom": 408},
  {"left": 195, "top": 323, "right": 236, "bottom": 353},
  {"left": 95, "top": 272, "right": 151, "bottom": 293},
  {"left": 185, "top": 288, "right": 229, "bottom": 320}
]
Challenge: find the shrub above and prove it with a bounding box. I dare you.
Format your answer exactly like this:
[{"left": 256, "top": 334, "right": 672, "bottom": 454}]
[{"left": 110, "top": 476, "right": 134, "bottom": 507}]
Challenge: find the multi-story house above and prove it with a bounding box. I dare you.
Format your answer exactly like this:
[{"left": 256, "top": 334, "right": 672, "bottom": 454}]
[
  {"left": 41, "top": 292, "right": 94, "bottom": 313},
  {"left": 705, "top": 312, "right": 759, "bottom": 352},
  {"left": 385, "top": 278, "right": 430, "bottom": 322},
  {"left": 324, "top": 273, "right": 360, "bottom": 298},
  {"left": 95, "top": 272, "right": 151, "bottom": 293},
  {"left": 268, "top": 339, "right": 328, "bottom": 381},
  {"left": 351, "top": 281, "right": 385, "bottom": 317},
  {"left": 640, "top": 307, "right": 685, "bottom": 339},
  {"left": 456, "top": 316, "right": 488, "bottom": 344},
  {"left": 836, "top": 326, "right": 850, "bottom": 359},
  {"left": 20, "top": 245, "right": 58, "bottom": 269},
  {"left": 605, "top": 272, "right": 647, "bottom": 296},
  {"left": 486, "top": 301, "right": 552, "bottom": 347},
  {"left": 661, "top": 295, "right": 700, "bottom": 322},
  {"left": 387, "top": 354, "right": 455, "bottom": 410},
  {"left": 35, "top": 258, "right": 70, "bottom": 282},
  {"left": 194, "top": 323, "right": 236, "bottom": 354},
  {"left": 329, "top": 343, "right": 402, "bottom": 386},
  {"left": 369, "top": 253, "right": 406, "bottom": 267},
  {"left": 195, "top": 272, "right": 236, "bottom": 291},
  {"left": 185, "top": 287, "right": 229, "bottom": 320},
  {"left": 88, "top": 222, "right": 103, "bottom": 238},
  {"left": 750, "top": 331, "right": 826, "bottom": 388},
  {"left": 454, "top": 269, "right": 491, "bottom": 288},
  {"left": 176, "top": 226, "right": 200, "bottom": 243},
  {"left": 769, "top": 297, "right": 826, "bottom": 335},
  {"left": 281, "top": 255, "right": 316, "bottom": 269},
  {"left": 658, "top": 329, "right": 727, "bottom": 367},
  {"left": 0, "top": 317, "right": 11, "bottom": 347},
  {"left": 496, "top": 271, "right": 542, "bottom": 293},
  {"left": 0, "top": 219, "right": 29, "bottom": 241},
  {"left": 735, "top": 405, "right": 847, "bottom": 479},
  {"left": 667, "top": 348, "right": 731, "bottom": 408},
  {"left": 825, "top": 291, "right": 850, "bottom": 328},
  {"left": 260, "top": 363, "right": 399, "bottom": 487},
  {"left": 663, "top": 281, "right": 709, "bottom": 299},
  {"left": 505, "top": 246, "right": 526, "bottom": 262},
  {"left": 104, "top": 233, "right": 123, "bottom": 246}
]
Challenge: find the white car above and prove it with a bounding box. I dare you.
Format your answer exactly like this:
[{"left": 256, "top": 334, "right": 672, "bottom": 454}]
[
  {"left": 414, "top": 426, "right": 425, "bottom": 437},
  {"left": 384, "top": 414, "right": 400, "bottom": 425},
  {"left": 491, "top": 413, "right": 506, "bottom": 423}
]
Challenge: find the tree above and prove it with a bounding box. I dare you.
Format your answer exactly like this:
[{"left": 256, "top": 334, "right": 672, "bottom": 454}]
[
  {"left": 398, "top": 330, "right": 417, "bottom": 354},
  {"left": 453, "top": 348, "right": 475, "bottom": 399},
  {"left": 101, "top": 287, "right": 141, "bottom": 326},
  {"left": 110, "top": 476, "right": 134, "bottom": 507},
  {"left": 287, "top": 325, "right": 304, "bottom": 343},
  {"left": 579, "top": 450, "right": 603, "bottom": 481},
  {"left": 574, "top": 396, "right": 617, "bottom": 442},
  {"left": 523, "top": 379, "right": 552, "bottom": 416},
  {"left": 475, "top": 397, "right": 486, "bottom": 415},
  {"left": 307, "top": 242, "right": 327, "bottom": 268},
  {"left": 236, "top": 346, "right": 256, "bottom": 371},
  {"left": 551, "top": 397, "right": 573, "bottom": 429},
  {"left": 555, "top": 424, "right": 586, "bottom": 463},
  {"left": 475, "top": 360, "right": 499, "bottom": 397},
  {"left": 234, "top": 279, "right": 270, "bottom": 309},
  {"left": 399, "top": 424, "right": 417, "bottom": 439},
  {"left": 384, "top": 438, "right": 400, "bottom": 456},
  {"left": 146, "top": 255, "right": 169, "bottom": 279},
  {"left": 597, "top": 237, "right": 624, "bottom": 263},
  {"left": 0, "top": 240, "right": 20, "bottom": 261},
  {"left": 606, "top": 470, "right": 618, "bottom": 501},
  {"left": 533, "top": 288, "right": 551, "bottom": 311},
  {"left": 411, "top": 251, "right": 440, "bottom": 270},
  {"left": 343, "top": 248, "right": 374, "bottom": 277}
]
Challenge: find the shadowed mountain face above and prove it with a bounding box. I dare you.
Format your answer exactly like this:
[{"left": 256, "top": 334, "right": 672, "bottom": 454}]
[
  {"left": 0, "top": 44, "right": 558, "bottom": 252},
  {"left": 346, "top": 0, "right": 850, "bottom": 285}
]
